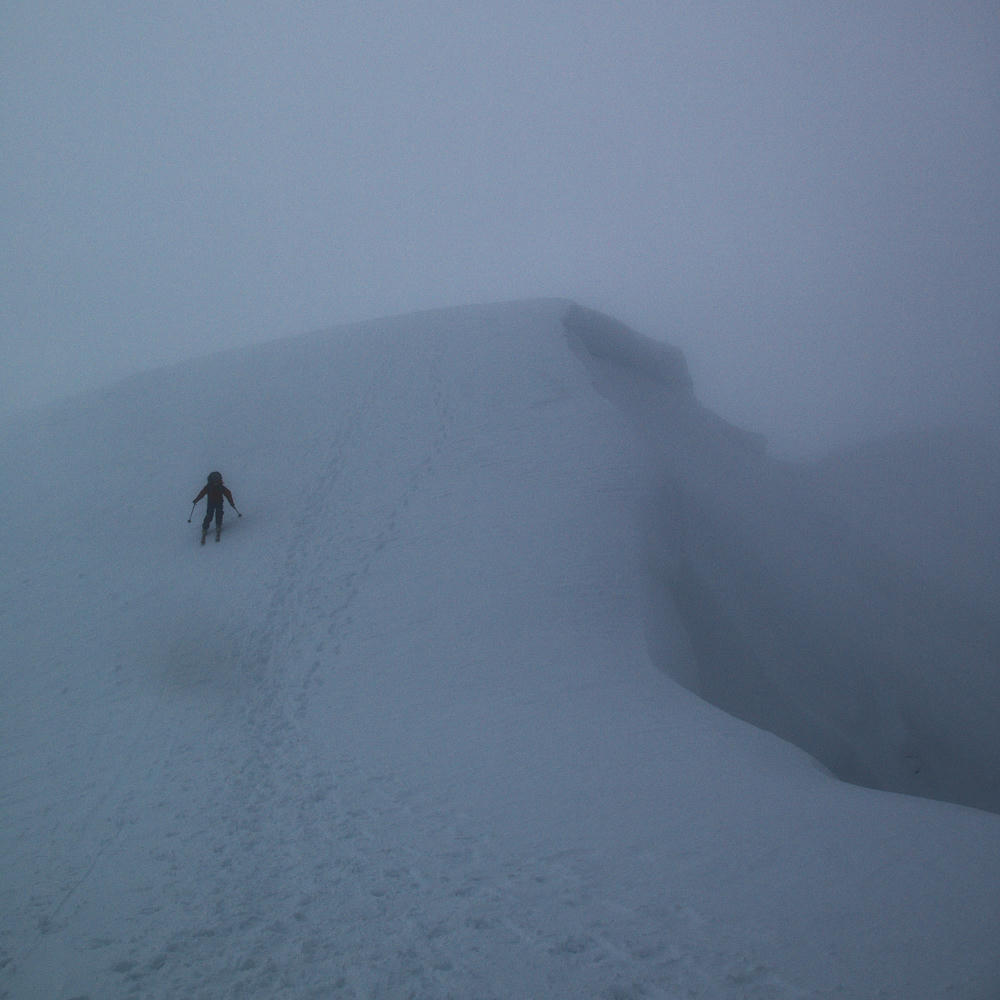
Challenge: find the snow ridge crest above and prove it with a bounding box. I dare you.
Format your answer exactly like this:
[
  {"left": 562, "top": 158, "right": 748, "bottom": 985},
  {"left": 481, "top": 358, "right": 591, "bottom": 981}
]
[{"left": 562, "top": 303, "right": 694, "bottom": 393}]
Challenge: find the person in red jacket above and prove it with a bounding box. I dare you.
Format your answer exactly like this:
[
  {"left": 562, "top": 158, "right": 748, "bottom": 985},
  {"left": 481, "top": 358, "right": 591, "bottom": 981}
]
[{"left": 192, "top": 471, "right": 239, "bottom": 541}]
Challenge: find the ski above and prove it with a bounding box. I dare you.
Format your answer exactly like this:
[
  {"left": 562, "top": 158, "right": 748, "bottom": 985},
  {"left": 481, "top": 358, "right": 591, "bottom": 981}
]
[{"left": 201, "top": 530, "right": 207, "bottom": 545}]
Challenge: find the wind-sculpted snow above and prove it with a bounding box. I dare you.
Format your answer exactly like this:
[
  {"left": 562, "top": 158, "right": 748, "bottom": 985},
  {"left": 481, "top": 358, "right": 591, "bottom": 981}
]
[
  {"left": 563, "top": 302, "right": 694, "bottom": 391},
  {"left": 2, "top": 300, "right": 999, "bottom": 998},
  {"left": 565, "top": 307, "right": 1000, "bottom": 813}
]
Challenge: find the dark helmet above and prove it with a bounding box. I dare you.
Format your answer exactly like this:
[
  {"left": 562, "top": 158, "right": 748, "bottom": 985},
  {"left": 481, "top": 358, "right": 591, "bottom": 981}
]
[{"left": 207, "top": 471, "right": 223, "bottom": 485}]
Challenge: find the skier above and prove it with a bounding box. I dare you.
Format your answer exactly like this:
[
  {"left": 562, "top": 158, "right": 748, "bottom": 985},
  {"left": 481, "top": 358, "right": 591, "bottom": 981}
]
[{"left": 191, "top": 471, "right": 240, "bottom": 543}]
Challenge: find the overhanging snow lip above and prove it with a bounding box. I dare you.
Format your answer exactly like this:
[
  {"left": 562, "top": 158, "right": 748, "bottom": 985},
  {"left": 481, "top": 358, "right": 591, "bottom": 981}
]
[{"left": 561, "top": 302, "right": 694, "bottom": 393}]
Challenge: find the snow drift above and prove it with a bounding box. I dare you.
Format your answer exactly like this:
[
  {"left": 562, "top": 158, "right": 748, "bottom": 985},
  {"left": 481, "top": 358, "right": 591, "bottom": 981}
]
[{"left": 2, "top": 299, "right": 999, "bottom": 999}]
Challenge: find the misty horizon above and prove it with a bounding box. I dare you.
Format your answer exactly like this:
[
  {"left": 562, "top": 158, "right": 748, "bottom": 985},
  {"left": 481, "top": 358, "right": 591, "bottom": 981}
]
[{"left": 3, "top": 3, "right": 998, "bottom": 457}]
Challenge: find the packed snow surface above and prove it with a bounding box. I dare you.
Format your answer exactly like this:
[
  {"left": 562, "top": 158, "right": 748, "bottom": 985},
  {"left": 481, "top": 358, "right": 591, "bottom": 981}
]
[{"left": 2, "top": 300, "right": 999, "bottom": 998}]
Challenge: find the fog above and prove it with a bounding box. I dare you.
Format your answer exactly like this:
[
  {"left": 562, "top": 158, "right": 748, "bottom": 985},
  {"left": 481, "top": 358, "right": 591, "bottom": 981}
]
[
  {"left": 4, "top": 301, "right": 1000, "bottom": 997},
  {"left": 3, "top": 1, "right": 998, "bottom": 456}
]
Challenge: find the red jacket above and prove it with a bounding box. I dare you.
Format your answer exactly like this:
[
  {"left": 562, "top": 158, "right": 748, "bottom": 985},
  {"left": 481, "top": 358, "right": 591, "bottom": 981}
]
[{"left": 193, "top": 482, "right": 235, "bottom": 507}]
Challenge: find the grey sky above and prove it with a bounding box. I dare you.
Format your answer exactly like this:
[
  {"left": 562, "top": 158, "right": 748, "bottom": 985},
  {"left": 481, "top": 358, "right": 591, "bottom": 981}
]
[{"left": 3, "top": 1, "right": 998, "bottom": 455}]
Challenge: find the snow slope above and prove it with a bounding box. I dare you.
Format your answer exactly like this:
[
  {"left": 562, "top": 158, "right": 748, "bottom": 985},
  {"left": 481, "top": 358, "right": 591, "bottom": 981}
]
[{"left": 2, "top": 300, "right": 999, "bottom": 999}]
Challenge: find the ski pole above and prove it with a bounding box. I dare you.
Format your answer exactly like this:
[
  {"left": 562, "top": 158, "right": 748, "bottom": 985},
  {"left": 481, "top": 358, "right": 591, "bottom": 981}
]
[
  {"left": 188, "top": 501, "right": 197, "bottom": 523},
  {"left": 232, "top": 504, "right": 242, "bottom": 518}
]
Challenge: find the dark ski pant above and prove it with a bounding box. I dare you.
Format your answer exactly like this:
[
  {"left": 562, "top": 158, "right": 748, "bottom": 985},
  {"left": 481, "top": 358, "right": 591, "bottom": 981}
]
[{"left": 202, "top": 502, "right": 224, "bottom": 533}]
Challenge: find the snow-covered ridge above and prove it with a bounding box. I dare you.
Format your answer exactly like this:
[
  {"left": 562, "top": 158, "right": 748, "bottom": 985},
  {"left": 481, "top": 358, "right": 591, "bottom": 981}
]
[
  {"left": 2, "top": 300, "right": 999, "bottom": 998},
  {"left": 563, "top": 301, "right": 766, "bottom": 455},
  {"left": 555, "top": 301, "right": 1000, "bottom": 813},
  {"left": 662, "top": 464, "right": 1000, "bottom": 813},
  {"left": 562, "top": 302, "right": 694, "bottom": 391}
]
